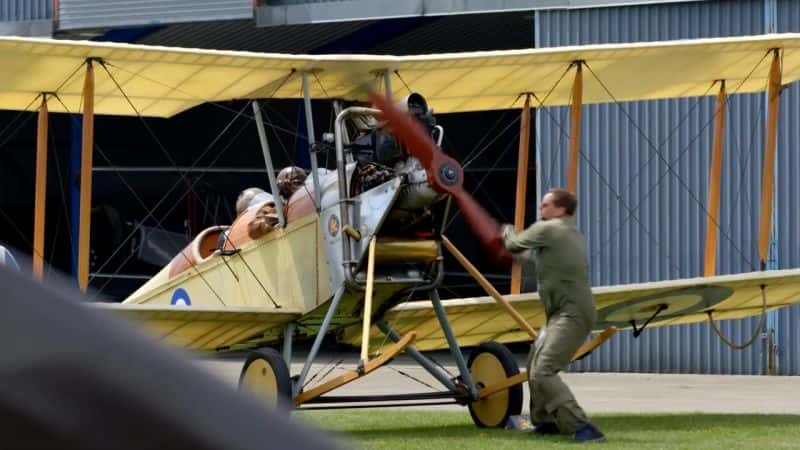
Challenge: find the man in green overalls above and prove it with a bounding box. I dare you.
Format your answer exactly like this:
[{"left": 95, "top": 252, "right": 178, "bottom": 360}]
[{"left": 501, "top": 188, "right": 605, "bottom": 443}]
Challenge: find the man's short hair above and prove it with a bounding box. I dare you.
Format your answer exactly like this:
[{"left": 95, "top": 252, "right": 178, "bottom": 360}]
[{"left": 547, "top": 188, "right": 577, "bottom": 215}]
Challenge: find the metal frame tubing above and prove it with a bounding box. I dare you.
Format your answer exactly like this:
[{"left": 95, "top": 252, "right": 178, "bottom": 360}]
[
  {"left": 302, "top": 72, "right": 322, "bottom": 208},
  {"left": 334, "top": 106, "right": 382, "bottom": 287},
  {"left": 251, "top": 101, "right": 285, "bottom": 227},
  {"left": 383, "top": 69, "right": 393, "bottom": 100},
  {"left": 294, "top": 285, "right": 346, "bottom": 396},
  {"left": 282, "top": 322, "right": 295, "bottom": 368},
  {"left": 429, "top": 289, "right": 477, "bottom": 399}
]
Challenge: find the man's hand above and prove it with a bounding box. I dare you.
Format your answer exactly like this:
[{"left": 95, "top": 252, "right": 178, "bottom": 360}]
[
  {"left": 501, "top": 224, "right": 516, "bottom": 244},
  {"left": 501, "top": 224, "right": 533, "bottom": 261}
]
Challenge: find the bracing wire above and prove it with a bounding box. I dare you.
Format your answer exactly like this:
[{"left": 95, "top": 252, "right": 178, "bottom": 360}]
[
  {"left": 0, "top": 62, "right": 91, "bottom": 265},
  {"left": 583, "top": 49, "right": 771, "bottom": 271},
  {"left": 53, "top": 89, "right": 228, "bottom": 304},
  {"left": 80, "top": 68, "right": 297, "bottom": 297},
  {"left": 444, "top": 131, "right": 519, "bottom": 230},
  {"left": 533, "top": 90, "right": 683, "bottom": 277}
]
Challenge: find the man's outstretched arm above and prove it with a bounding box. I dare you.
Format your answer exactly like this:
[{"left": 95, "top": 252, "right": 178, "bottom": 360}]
[{"left": 501, "top": 221, "right": 548, "bottom": 253}]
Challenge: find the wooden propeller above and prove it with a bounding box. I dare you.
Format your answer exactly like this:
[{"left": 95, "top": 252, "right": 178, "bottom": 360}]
[{"left": 368, "top": 92, "right": 513, "bottom": 270}]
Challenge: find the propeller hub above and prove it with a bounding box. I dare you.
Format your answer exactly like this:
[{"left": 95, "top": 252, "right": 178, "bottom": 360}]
[{"left": 438, "top": 163, "right": 459, "bottom": 186}]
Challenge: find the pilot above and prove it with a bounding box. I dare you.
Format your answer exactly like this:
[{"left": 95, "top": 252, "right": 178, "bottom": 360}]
[
  {"left": 500, "top": 188, "right": 605, "bottom": 443},
  {"left": 276, "top": 166, "right": 307, "bottom": 203}
]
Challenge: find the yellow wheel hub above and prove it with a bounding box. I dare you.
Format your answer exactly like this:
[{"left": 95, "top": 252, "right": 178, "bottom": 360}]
[
  {"left": 241, "top": 359, "right": 280, "bottom": 407},
  {"left": 469, "top": 352, "right": 510, "bottom": 427}
]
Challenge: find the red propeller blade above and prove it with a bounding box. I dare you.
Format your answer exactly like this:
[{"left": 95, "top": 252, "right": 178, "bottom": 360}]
[{"left": 368, "top": 92, "right": 513, "bottom": 270}]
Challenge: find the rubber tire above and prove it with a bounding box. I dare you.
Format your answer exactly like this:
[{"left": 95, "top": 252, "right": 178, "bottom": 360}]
[
  {"left": 238, "top": 348, "right": 292, "bottom": 411},
  {"left": 466, "top": 341, "right": 523, "bottom": 428}
]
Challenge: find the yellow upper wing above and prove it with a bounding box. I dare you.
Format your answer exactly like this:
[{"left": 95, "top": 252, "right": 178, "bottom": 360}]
[
  {"left": 2, "top": 33, "right": 800, "bottom": 117},
  {"left": 344, "top": 268, "right": 800, "bottom": 351}
]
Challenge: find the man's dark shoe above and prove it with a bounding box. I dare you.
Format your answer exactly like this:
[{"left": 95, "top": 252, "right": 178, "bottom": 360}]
[
  {"left": 532, "top": 422, "right": 560, "bottom": 436},
  {"left": 573, "top": 423, "right": 605, "bottom": 443}
]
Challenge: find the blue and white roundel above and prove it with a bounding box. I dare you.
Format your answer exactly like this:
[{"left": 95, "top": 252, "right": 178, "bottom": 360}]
[{"left": 171, "top": 288, "right": 191, "bottom": 306}]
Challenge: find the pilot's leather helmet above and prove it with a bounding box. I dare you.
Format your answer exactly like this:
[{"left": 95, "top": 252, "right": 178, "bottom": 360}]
[{"left": 277, "top": 166, "right": 308, "bottom": 199}]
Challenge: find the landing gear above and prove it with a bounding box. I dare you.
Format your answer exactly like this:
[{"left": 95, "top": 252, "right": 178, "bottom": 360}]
[
  {"left": 466, "top": 341, "right": 523, "bottom": 428},
  {"left": 238, "top": 348, "right": 292, "bottom": 410}
]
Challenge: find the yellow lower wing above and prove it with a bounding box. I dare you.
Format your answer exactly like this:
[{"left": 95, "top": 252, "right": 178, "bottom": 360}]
[
  {"left": 95, "top": 304, "right": 301, "bottom": 352},
  {"left": 344, "top": 268, "right": 800, "bottom": 351}
]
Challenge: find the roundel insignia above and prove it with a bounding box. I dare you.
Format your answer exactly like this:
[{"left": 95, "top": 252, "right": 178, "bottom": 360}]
[
  {"left": 596, "top": 285, "right": 734, "bottom": 328},
  {"left": 0, "top": 245, "right": 19, "bottom": 271},
  {"left": 171, "top": 288, "right": 191, "bottom": 306},
  {"left": 328, "top": 214, "right": 340, "bottom": 237}
]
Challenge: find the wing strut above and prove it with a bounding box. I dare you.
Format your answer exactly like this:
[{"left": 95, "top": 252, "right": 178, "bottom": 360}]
[
  {"left": 567, "top": 61, "right": 583, "bottom": 194},
  {"left": 758, "top": 49, "right": 782, "bottom": 268},
  {"left": 77, "top": 59, "right": 95, "bottom": 293},
  {"left": 704, "top": 81, "right": 727, "bottom": 276},
  {"left": 383, "top": 69, "right": 393, "bottom": 100},
  {"left": 510, "top": 94, "right": 532, "bottom": 294},
  {"left": 33, "top": 94, "right": 49, "bottom": 280}
]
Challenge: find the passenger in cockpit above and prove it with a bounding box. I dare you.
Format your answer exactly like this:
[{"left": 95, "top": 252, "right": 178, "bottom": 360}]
[
  {"left": 215, "top": 187, "right": 281, "bottom": 246},
  {"left": 276, "top": 166, "right": 307, "bottom": 204},
  {"left": 236, "top": 187, "right": 280, "bottom": 240},
  {"left": 235, "top": 187, "right": 275, "bottom": 217}
]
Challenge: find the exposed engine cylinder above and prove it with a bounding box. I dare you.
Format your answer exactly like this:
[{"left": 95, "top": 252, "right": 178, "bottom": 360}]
[{"left": 393, "top": 157, "right": 440, "bottom": 210}]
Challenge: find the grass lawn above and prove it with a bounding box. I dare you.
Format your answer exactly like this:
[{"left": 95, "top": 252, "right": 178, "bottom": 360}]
[{"left": 295, "top": 409, "right": 800, "bottom": 449}]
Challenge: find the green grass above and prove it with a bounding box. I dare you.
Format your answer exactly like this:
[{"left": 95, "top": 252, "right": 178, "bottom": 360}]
[{"left": 295, "top": 409, "right": 800, "bottom": 449}]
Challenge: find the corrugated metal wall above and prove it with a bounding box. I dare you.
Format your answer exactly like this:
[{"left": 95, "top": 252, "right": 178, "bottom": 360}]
[
  {"left": 774, "top": 0, "right": 800, "bottom": 376},
  {"left": 0, "top": 0, "right": 51, "bottom": 21},
  {"left": 537, "top": 0, "right": 800, "bottom": 374},
  {"left": 57, "top": 0, "right": 253, "bottom": 30}
]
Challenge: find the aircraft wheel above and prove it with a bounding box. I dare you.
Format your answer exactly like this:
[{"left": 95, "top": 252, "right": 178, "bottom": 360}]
[
  {"left": 466, "top": 341, "right": 523, "bottom": 428},
  {"left": 238, "top": 348, "right": 292, "bottom": 411}
]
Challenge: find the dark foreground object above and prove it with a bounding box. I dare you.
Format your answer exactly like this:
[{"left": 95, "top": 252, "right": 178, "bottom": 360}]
[{"left": 0, "top": 267, "right": 340, "bottom": 450}]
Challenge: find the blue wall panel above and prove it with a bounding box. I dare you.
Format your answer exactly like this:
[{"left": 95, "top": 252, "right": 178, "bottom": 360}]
[
  {"left": 0, "top": 0, "right": 51, "bottom": 21},
  {"left": 773, "top": 0, "right": 800, "bottom": 376},
  {"left": 58, "top": 0, "right": 252, "bottom": 30},
  {"left": 537, "top": 0, "right": 800, "bottom": 374}
]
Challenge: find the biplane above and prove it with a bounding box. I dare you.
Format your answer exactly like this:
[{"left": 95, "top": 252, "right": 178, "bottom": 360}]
[{"left": 5, "top": 32, "right": 800, "bottom": 428}]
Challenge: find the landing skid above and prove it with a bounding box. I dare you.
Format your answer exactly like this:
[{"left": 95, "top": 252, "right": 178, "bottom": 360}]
[{"left": 293, "top": 331, "right": 416, "bottom": 405}]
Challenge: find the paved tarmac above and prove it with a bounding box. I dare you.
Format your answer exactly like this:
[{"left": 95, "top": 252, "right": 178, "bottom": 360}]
[{"left": 193, "top": 352, "right": 800, "bottom": 415}]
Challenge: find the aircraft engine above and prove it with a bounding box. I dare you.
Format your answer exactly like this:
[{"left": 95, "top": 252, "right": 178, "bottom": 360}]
[
  {"left": 392, "top": 156, "right": 440, "bottom": 210},
  {"left": 346, "top": 92, "right": 442, "bottom": 208},
  {"left": 341, "top": 92, "right": 451, "bottom": 237}
]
